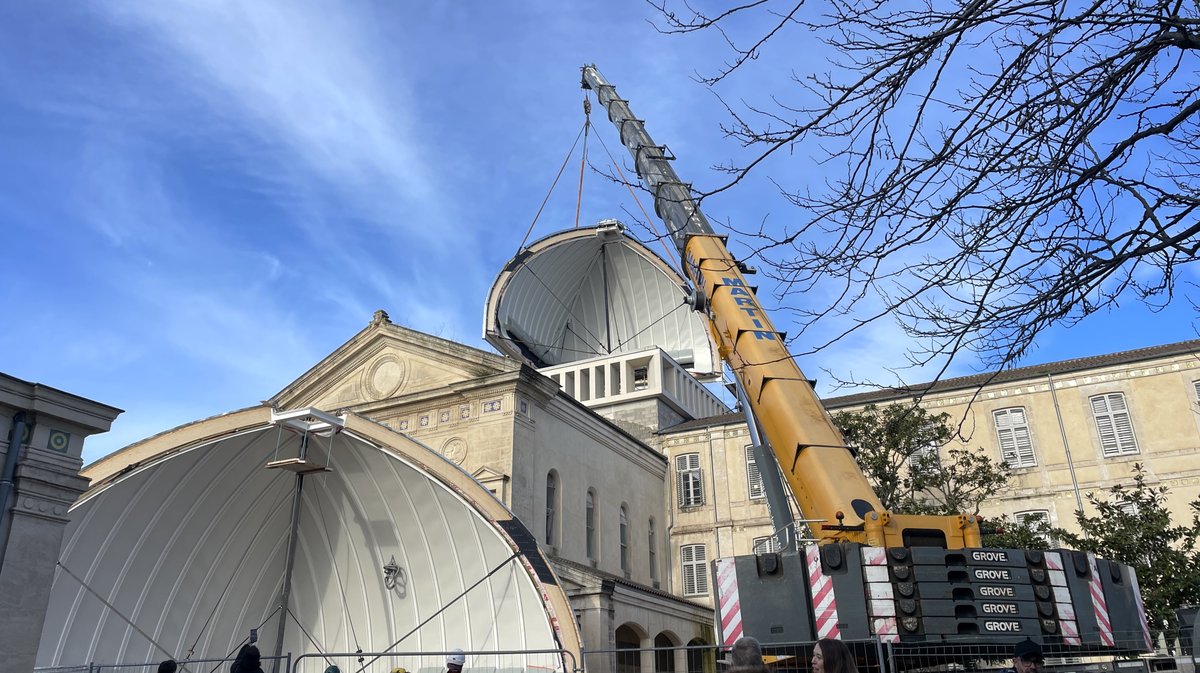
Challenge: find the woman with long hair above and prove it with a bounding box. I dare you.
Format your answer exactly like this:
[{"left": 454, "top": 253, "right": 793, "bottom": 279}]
[{"left": 811, "top": 638, "right": 858, "bottom": 673}]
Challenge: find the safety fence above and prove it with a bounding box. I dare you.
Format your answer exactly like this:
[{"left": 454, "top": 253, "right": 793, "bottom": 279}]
[
  {"left": 290, "top": 649, "right": 575, "bottom": 673},
  {"left": 31, "top": 654, "right": 291, "bottom": 673},
  {"left": 35, "top": 634, "right": 1199, "bottom": 673}
]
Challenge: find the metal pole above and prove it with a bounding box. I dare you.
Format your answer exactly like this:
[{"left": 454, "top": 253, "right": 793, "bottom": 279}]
[
  {"left": 0, "top": 411, "right": 29, "bottom": 572},
  {"left": 272, "top": 469, "right": 306, "bottom": 673},
  {"left": 1047, "top": 372, "right": 1086, "bottom": 523},
  {"left": 734, "top": 380, "right": 797, "bottom": 553}
]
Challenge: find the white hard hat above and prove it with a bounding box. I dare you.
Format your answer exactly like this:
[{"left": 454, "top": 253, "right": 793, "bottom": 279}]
[{"left": 446, "top": 649, "right": 466, "bottom": 667}]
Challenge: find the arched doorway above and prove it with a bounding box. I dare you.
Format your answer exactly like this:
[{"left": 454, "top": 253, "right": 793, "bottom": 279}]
[
  {"left": 654, "top": 632, "right": 678, "bottom": 673},
  {"left": 686, "top": 637, "right": 710, "bottom": 673},
  {"left": 616, "top": 624, "right": 644, "bottom": 673}
]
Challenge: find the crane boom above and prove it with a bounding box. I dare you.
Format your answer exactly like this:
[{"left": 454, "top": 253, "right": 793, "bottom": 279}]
[{"left": 582, "top": 64, "right": 981, "bottom": 548}]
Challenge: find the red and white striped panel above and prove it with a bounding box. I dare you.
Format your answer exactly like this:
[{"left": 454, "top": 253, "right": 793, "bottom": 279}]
[
  {"left": 1045, "top": 552, "right": 1080, "bottom": 644},
  {"left": 715, "top": 558, "right": 744, "bottom": 646},
  {"left": 861, "top": 547, "right": 887, "bottom": 566},
  {"left": 806, "top": 545, "right": 841, "bottom": 639},
  {"left": 1087, "top": 553, "right": 1115, "bottom": 647},
  {"left": 1060, "top": 616, "right": 1081, "bottom": 646},
  {"left": 872, "top": 617, "right": 899, "bottom": 643},
  {"left": 1127, "top": 567, "right": 1153, "bottom": 650}
]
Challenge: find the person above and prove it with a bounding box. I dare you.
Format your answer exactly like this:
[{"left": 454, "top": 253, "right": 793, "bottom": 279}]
[
  {"left": 324, "top": 666, "right": 342, "bottom": 673},
  {"left": 157, "top": 661, "right": 178, "bottom": 673},
  {"left": 727, "top": 636, "right": 768, "bottom": 673},
  {"left": 811, "top": 638, "right": 857, "bottom": 673},
  {"left": 230, "top": 643, "right": 265, "bottom": 673},
  {"left": 446, "top": 648, "right": 466, "bottom": 673},
  {"left": 1011, "top": 639, "right": 1044, "bottom": 673}
]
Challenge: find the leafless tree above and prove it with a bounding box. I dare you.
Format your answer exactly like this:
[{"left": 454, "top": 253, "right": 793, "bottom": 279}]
[{"left": 650, "top": 0, "right": 1200, "bottom": 382}]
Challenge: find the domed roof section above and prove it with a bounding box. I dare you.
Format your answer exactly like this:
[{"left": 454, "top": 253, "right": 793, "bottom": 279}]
[
  {"left": 484, "top": 220, "right": 720, "bottom": 379},
  {"left": 38, "top": 406, "right": 579, "bottom": 669}
]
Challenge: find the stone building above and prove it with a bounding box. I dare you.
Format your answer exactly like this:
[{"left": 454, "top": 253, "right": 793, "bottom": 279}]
[
  {"left": 655, "top": 340, "right": 1200, "bottom": 610},
  {"left": 1, "top": 373, "right": 121, "bottom": 672},
  {"left": 270, "top": 311, "right": 716, "bottom": 666}
]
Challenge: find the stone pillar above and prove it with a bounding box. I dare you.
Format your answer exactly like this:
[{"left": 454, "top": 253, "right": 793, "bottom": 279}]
[
  {"left": 673, "top": 648, "right": 689, "bottom": 673},
  {"left": 640, "top": 635, "right": 654, "bottom": 673},
  {"left": 0, "top": 373, "right": 121, "bottom": 672}
]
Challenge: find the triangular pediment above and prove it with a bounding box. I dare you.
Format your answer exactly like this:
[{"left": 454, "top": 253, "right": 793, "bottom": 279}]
[
  {"left": 270, "top": 312, "right": 520, "bottom": 411},
  {"left": 472, "top": 465, "right": 510, "bottom": 482}
]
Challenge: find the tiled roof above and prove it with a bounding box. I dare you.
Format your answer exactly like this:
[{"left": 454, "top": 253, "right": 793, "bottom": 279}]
[
  {"left": 661, "top": 339, "right": 1200, "bottom": 433},
  {"left": 822, "top": 338, "right": 1200, "bottom": 409}
]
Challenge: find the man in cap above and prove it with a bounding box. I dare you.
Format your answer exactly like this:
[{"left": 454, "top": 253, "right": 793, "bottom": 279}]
[
  {"left": 1011, "top": 639, "right": 1044, "bottom": 673},
  {"left": 446, "top": 649, "right": 466, "bottom": 673}
]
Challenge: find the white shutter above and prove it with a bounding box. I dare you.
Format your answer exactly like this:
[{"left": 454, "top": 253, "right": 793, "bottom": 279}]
[
  {"left": 1091, "top": 393, "right": 1138, "bottom": 456},
  {"left": 682, "top": 544, "right": 708, "bottom": 595},
  {"left": 994, "top": 408, "right": 1035, "bottom": 467},
  {"left": 676, "top": 453, "right": 703, "bottom": 507},
  {"left": 681, "top": 544, "right": 708, "bottom": 595},
  {"left": 745, "top": 445, "right": 764, "bottom": 499}
]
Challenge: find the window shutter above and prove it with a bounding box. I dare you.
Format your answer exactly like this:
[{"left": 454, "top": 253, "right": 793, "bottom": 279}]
[
  {"left": 1091, "top": 393, "right": 1138, "bottom": 456},
  {"left": 994, "top": 408, "right": 1035, "bottom": 467},
  {"left": 746, "top": 446, "right": 764, "bottom": 499},
  {"left": 676, "top": 453, "right": 703, "bottom": 507},
  {"left": 681, "top": 544, "right": 708, "bottom": 595}
]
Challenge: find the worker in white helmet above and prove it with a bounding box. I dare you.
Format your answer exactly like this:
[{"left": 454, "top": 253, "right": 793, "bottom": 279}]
[{"left": 445, "top": 649, "right": 466, "bottom": 673}]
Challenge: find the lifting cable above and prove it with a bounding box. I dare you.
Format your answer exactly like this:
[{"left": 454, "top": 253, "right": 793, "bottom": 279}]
[
  {"left": 518, "top": 116, "right": 589, "bottom": 251},
  {"left": 282, "top": 606, "right": 338, "bottom": 670},
  {"left": 312, "top": 483, "right": 362, "bottom": 655},
  {"left": 589, "top": 106, "right": 681, "bottom": 272},
  {"left": 353, "top": 551, "right": 521, "bottom": 673},
  {"left": 55, "top": 561, "right": 177, "bottom": 664},
  {"left": 501, "top": 93, "right": 688, "bottom": 363},
  {"left": 186, "top": 470, "right": 294, "bottom": 659},
  {"left": 574, "top": 97, "right": 591, "bottom": 229},
  {"left": 201, "top": 606, "right": 282, "bottom": 673}
]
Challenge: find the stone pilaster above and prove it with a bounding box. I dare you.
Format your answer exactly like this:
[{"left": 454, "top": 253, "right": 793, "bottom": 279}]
[{"left": 0, "top": 373, "right": 121, "bottom": 672}]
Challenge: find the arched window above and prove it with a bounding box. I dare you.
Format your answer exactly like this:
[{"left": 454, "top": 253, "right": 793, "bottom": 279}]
[
  {"left": 586, "top": 490, "right": 597, "bottom": 561},
  {"left": 648, "top": 518, "right": 657, "bottom": 580},
  {"left": 545, "top": 471, "right": 558, "bottom": 546},
  {"left": 619, "top": 505, "right": 629, "bottom": 573}
]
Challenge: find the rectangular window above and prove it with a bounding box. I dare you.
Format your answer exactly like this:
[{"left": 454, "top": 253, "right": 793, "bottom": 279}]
[
  {"left": 993, "top": 407, "right": 1036, "bottom": 468},
  {"left": 752, "top": 536, "right": 777, "bottom": 555},
  {"left": 681, "top": 544, "right": 708, "bottom": 596},
  {"left": 1015, "top": 509, "right": 1051, "bottom": 543},
  {"left": 745, "top": 445, "right": 765, "bottom": 500},
  {"left": 675, "top": 453, "right": 704, "bottom": 507},
  {"left": 1090, "top": 393, "right": 1139, "bottom": 457},
  {"left": 909, "top": 443, "right": 939, "bottom": 468}
]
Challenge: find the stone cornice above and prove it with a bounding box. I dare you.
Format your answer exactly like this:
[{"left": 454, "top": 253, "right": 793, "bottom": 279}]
[{"left": 0, "top": 373, "right": 123, "bottom": 434}]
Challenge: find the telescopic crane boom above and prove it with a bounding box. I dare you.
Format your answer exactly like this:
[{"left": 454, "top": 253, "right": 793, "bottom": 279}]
[{"left": 581, "top": 64, "right": 981, "bottom": 549}]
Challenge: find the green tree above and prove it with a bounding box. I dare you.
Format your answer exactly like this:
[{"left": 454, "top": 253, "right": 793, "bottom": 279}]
[
  {"left": 831, "top": 403, "right": 1011, "bottom": 515},
  {"left": 981, "top": 514, "right": 1052, "bottom": 551},
  {"left": 1057, "top": 463, "right": 1200, "bottom": 638}
]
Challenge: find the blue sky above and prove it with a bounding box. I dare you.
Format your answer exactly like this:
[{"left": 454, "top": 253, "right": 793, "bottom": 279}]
[{"left": 2, "top": 1, "right": 1195, "bottom": 463}]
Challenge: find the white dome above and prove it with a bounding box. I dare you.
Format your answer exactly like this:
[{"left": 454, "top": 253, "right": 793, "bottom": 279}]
[{"left": 483, "top": 222, "right": 720, "bottom": 378}]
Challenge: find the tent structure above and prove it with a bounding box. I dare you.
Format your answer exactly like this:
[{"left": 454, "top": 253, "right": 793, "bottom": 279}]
[{"left": 37, "top": 406, "right": 579, "bottom": 671}]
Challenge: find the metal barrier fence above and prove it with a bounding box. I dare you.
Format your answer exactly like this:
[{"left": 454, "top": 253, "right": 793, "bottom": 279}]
[
  {"left": 581, "top": 639, "right": 887, "bottom": 673},
  {"left": 32, "top": 654, "right": 291, "bottom": 673},
  {"left": 36, "top": 634, "right": 1200, "bottom": 673},
  {"left": 290, "top": 648, "right": 575, "bottom": 673}
]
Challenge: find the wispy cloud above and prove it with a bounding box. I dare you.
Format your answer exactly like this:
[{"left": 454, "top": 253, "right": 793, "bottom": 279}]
[{"left": 99, "top": 1, "right": 432, "bottom": 224}]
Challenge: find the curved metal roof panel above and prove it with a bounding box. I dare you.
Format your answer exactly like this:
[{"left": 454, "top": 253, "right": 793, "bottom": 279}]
[
  {"left": 38, "top": 407, "right": 579, "bottom": 670},
  {"left": 483, "top": 222, "right": 720, "bottom": 378}
]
